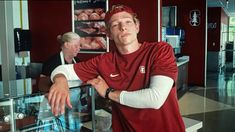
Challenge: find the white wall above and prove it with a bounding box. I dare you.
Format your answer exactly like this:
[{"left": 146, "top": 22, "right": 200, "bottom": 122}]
[{"left": 0, "top": 1, "right": 31, "bottom": 97}]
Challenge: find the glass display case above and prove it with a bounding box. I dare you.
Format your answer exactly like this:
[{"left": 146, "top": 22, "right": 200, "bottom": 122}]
[{"left": 0, "top": 85, "right": 98, "bottom": 132}]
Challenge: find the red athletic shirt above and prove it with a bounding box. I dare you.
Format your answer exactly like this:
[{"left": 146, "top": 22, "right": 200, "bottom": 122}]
[{"left": 74, "top": 42, "right": 185, "bottom": 132}]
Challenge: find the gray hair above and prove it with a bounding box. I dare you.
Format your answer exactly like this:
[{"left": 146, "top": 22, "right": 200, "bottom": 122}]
[{"left": 57, "top": 32, "right": 80, "bottom": 46}]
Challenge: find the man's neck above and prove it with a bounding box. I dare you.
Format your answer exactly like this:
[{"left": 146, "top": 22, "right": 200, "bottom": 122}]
[{"left": 116, "top": 41, "right": 141, "bottom": 54}]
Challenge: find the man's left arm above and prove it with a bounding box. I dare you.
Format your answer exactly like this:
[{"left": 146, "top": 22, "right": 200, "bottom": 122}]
[{"left": 88, "top": 75, "right": 174, "bottom": 109}]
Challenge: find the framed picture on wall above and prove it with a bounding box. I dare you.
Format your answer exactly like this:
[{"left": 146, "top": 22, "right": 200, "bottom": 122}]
[{"left": 72, "top": 0, "right": 109, "bottom": 53}]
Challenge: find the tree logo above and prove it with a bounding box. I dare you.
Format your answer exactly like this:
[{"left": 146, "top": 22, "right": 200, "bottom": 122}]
[{"left": 190, "top": 10, "right": 200, "bottom": 26}]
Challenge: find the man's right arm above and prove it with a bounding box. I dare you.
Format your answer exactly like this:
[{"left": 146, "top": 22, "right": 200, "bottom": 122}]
[
  {"left": 50, "top": 64, "right": 80, "bottom": 81},
  {"left": 48, "top": 64, "right": 81, "bottom": 116}
]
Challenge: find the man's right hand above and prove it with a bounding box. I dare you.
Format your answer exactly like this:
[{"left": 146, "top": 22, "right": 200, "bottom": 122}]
[{"left": 47, "top": 74, "right": 72, "bottom": 116}]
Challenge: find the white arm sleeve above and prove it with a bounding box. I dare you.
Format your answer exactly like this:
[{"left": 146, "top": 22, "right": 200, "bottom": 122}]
[
  {"left": 119, "top": 75, "right": 174, "bottom": 109},
  {"left": 50, "top": 64, "right": 82, "bottom": 87}
]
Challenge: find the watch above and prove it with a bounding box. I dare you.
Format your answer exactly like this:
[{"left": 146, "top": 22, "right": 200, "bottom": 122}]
[{"left": 105, "top": 87, "right": 115, "bottom": 99}]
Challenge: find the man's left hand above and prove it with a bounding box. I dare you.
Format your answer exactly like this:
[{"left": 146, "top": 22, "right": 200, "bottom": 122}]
[{"left": 87, "top": 76, "right": 108, "bottom": 98}]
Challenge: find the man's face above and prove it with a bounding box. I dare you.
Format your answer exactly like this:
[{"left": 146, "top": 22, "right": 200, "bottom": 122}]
[{"left": 108, "top": 12, "right": 139, "bottom": 46}]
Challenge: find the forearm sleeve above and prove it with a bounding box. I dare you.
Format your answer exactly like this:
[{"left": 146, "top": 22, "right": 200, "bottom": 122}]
[
  {"left": 119, "top": 75, "right": 174, "bottom": 109},
  {"left": 50, "top": 64, "right": 82, "bottom": 87}
]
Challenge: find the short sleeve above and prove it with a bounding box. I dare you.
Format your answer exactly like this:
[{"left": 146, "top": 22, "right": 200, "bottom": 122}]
[
  {"left": 73, "top": 55, "right": 101, "bottom": 82},
  {"left": 151, "top": 42, "right": 178, "bottom": 81}
]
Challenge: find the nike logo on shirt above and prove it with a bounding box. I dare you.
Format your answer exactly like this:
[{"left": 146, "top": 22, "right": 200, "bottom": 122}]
[{"left": 110, "top": 74, "right": 119, "bottom": 77}]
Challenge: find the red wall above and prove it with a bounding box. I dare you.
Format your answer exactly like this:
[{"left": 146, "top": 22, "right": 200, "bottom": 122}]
[
  {"left": 208, "top": 7, "right": 221, "bottom": 51},
  {"left": 221, "top": 8, "right": 229, "bottom": 25},
  {"left": 28, "top": 1, "right": 72, "bottom": 62},
  {"left": 163, "top": 0, "right": 206, "bottom": 86},
  {"left": 29, "top": 0, "right": 159, "bottom": 62},
  {"left": 207, "top": 7, "right": 229, "bottom": 51}
]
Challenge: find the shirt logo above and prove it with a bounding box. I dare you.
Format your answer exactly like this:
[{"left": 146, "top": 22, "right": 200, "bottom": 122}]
[
  {"left": 110, "top": 74, "right": 119, "bottom": 78},
  {"left": 139, "top": 66, "right": 145, "bottom": 74}
]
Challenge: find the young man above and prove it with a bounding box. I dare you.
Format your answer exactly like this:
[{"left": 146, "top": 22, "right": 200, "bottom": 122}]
[{"left": 48, "top": 5, "right": 185, "bottom": 132}]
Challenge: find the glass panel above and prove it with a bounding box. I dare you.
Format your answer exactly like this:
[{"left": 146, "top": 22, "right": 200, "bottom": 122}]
[{"left": 0, "top": 85, "right": 94, "bottom": 131}]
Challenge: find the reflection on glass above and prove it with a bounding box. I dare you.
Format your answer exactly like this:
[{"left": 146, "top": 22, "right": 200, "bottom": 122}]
[{"left": 0, "top": 85, "right": 93, "bottom": 132}]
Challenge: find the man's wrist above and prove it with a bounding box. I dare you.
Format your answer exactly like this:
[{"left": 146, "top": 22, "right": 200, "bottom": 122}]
[
  {"left": 53, "top": 74, "right": 67, "bottom": 83},
  {"left": 105, "top": 87, "right": 115, "bottom": 99}
]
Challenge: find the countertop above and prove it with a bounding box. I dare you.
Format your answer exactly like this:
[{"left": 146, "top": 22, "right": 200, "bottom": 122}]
[
  {"left": 83, "top": 117, "right": 203, "bottom": 132},
  {"left": 177, "top": 56, "right": 190, "bottom": 67},
  {"left": 183, "top": 117, "right": 203, "bottom": 132}
]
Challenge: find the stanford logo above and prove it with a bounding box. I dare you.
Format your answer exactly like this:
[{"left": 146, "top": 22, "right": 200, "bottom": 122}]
[
  {"left": 139, "top": 66, "right": 145, "bottom": 74},
  {"left": 190, "top": 10, "right": 200, "bottom": 26}
]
